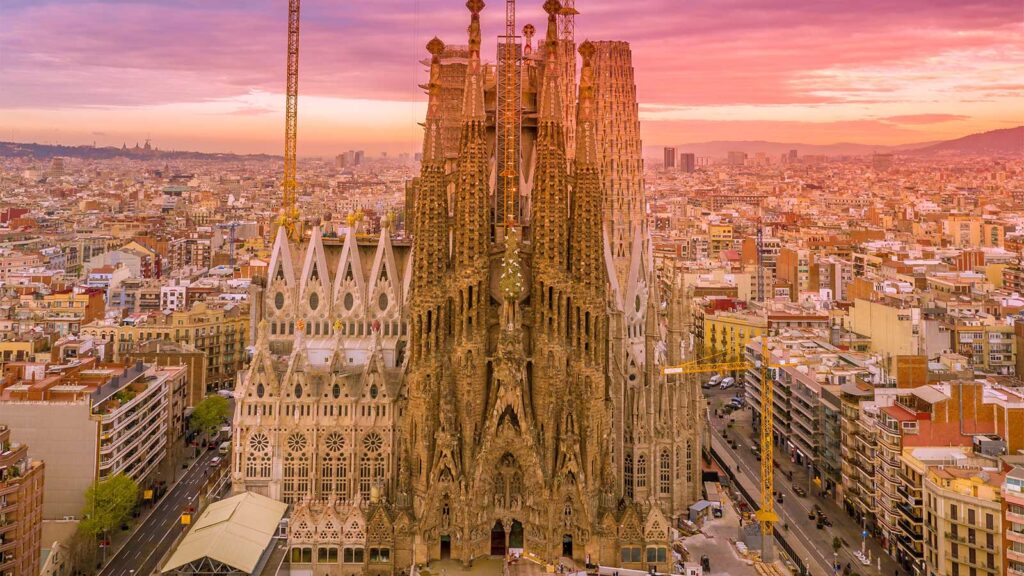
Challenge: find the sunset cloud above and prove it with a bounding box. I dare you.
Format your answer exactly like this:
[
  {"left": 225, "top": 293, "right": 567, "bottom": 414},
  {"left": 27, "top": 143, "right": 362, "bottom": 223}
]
[
  {"left": 880, "top": 114, "right": 971, "bottom": 125},
  {"left": 0, "top": 0, "right": 1019, "bottom": 154}
]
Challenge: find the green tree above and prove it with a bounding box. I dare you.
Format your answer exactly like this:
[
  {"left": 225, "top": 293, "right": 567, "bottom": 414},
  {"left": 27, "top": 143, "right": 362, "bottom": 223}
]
[
  {"left": 190, "top": 395, "right": 230, "bottom": 439},
  {"left": 80, "top": 474, "right": 139, "bottom": 537}
]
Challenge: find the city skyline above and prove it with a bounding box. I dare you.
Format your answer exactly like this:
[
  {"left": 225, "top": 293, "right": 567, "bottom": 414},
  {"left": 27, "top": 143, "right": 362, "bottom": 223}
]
[{"left": 2, "top": 0, "right": 1021, "bottom": 156}]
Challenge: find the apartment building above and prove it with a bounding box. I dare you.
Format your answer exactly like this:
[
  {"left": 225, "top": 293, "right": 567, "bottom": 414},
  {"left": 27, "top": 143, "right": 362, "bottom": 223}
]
[
  {"left": 744, "top": 333, "right": 884, "bottom": 500},
  {"left": 898, "top": 447, "right": 976, "bottom": 576},
  {"left": 9, "top": 288, "right": 106, "bottom": 337},
  {"left": 0, "top": 359, "right": 187, "bottom": 519},
  {"left": 1004, "top": 466, "right": 1024, "bottom": 576},
  {"left": 923, "top": 465, "right": 1004, "bottom": 576},
  {"left": 81, "top": 300, "right": 248, "bottom": 392},
  {"left": 944, "top": 311, "right": 1016, "bottom": 375},
  {"left": 0, "top": 425, "right": 44, "bottom": 576}
]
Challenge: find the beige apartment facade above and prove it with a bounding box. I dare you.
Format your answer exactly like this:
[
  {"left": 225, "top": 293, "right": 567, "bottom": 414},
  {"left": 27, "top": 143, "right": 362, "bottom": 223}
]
[
  {"left": 0, "top": 364, "right": 187, "bottom": 520},
  {"left": 923, "top": 466, "right": 1004, "bottom": 576}
]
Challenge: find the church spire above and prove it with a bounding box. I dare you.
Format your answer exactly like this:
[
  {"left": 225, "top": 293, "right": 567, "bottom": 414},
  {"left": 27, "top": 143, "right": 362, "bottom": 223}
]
[
  {"left": 410, "top": 37, "right": 450, "bottom": 344},
  {"left": 530, "top": 0, "right": 570, "bottom": 273},
  {"left": 570, "top": 41, "right": 605, "bottom": 293},
  {"left": 453, "top": 0, "right": 490, "bottom": 272},
  {"left": 421, "top": 37, "right": 447, "bottom": 164}
]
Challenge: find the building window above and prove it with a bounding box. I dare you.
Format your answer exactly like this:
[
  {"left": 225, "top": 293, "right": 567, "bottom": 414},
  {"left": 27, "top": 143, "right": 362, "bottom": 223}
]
[
  {"left": 290, "top": 547, "right": 313, "bottom": 564},
  {"left": 344, "top": 547, "right": 365, "bottom": 564},
  {"left": 686, "top": 440, "right": 693, "bottom": 478},
  {"left": 636, "top": 454, "right": 647, "bottom": 489},
  {"left": 624, "top": 455, "right": 634, "bottom": 499},
  {"left": 317, "top": 547, "right": 338, "bottom": 563},
  {"left": 369, "top": 548, "right": 391, "bottom": 563},
  {"left": 659, "top": 450, "right": 671, "bottom": 495}
]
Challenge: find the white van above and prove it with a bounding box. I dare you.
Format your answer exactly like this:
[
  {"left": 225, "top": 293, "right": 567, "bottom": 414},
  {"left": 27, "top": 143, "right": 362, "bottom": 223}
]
[
  {"left": 719, "top": 377, "right": 736, "bottom": 389},
  {"left": 709, "top": 375, "right": 723, "bottom": 386}
]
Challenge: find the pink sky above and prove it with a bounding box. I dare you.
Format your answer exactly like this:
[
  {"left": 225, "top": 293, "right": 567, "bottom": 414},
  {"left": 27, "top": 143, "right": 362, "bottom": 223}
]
[{"left": 0, "top": 0, "right": 1020, "bottom": 155}]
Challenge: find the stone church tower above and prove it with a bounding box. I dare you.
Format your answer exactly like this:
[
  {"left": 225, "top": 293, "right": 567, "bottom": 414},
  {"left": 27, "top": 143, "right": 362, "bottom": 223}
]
[{"left": 231, "top": 2, "right": 703, "bottom": 574}]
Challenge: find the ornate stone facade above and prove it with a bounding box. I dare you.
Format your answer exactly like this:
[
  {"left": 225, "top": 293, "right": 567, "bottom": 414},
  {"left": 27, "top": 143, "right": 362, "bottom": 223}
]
[{"left": 231, "top": 2, "right": 703, "bottom": 574}]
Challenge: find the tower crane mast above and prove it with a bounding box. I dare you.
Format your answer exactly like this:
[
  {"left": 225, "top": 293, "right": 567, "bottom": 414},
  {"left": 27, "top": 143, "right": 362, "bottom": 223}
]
[
  {"left": 280, "top": 0, "right": 301, "bottom": 240},
  {"left": 496, "top": 0, "right": 521, "bottom": 232}
]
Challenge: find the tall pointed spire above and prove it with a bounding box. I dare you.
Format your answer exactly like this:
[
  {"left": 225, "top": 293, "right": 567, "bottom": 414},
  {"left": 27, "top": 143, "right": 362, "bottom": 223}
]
[
  {"left": 453, "top": 0, "right": 490, "bottom": 272},
  {"left": 421, "top": 37, "right": 447, "bottom": 164},
  {"left": 411, "top": 37, "right": 450, "bottom": 296},
  {"left": 530, "top": 0, "right": 570, "bottom": 272},
  {"left": 570, "top": 41, "right": 604, "bottom": 292}
]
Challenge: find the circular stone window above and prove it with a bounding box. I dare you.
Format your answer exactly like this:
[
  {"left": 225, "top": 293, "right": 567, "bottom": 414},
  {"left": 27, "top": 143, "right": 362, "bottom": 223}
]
[
  {"left": 370, "top": 384, "right": 379, "bottom": 399},
  {"left": 293, "top": 384, "right": 303, "bottom": 399},
  {"left": 325, "top": 432, "right": 345, "bottom": 453},
  {"left": 256, "top": 383, "right": 265, "bottom": 398},
  {"left": 287, "top": 432, "right": 307, "bottom": 452},
  {"left": 635, "top": 295, "right": 642, "bottom": 313},
  {"left": 275, "top": 292, "right": 285, "bottom": 310},
  {"left": 378, "top": 292, "right": 389, "bottom": 311},
  {"left": 249, "top": 433, "right": 269, "bottom": 452},
  {"left": 309, "top": 292, "right": 319, "bottom": 311},
  {"left": 363, "top": 432, "right": 383, "bottom": 453},
  {"left": 332, "top": 383, "right": 341, "bottom": 399},
  {"left": 343, "top": 293, "right": 354, "bottom": 311}
]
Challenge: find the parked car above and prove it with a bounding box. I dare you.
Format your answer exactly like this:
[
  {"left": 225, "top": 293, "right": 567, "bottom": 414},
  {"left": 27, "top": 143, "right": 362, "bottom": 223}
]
[{"left": 720, "top": 379, "right": 735, "bottom": 390}]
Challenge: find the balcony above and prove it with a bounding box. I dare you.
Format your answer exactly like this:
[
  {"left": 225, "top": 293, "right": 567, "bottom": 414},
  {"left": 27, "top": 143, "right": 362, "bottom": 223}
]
[
  {"left": 898, "top": 518, "right": 922, "bottom": 539},
  {"left": 894, "top": 533, "right": 923, "bottom": 557},
  {"left": 897, "top": 502, "right": 922, "bottom": 522},
  {"left": 853, "top": 458, "right": 875, "bottom": 477}
]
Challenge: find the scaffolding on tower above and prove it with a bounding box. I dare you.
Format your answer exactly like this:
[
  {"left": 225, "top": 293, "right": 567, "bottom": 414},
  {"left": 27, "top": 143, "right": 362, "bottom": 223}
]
[{"left": 495, "top": 0, "right": 522, "bottom": 235}]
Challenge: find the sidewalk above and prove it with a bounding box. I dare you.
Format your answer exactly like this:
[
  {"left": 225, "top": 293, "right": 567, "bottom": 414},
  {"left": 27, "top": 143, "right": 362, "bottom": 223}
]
[
  {"left": 708, "top": 389, "right": 897, "bottom": 576},
  {"left": 97, "top": 438, "right": 200, "bottom": 568}
]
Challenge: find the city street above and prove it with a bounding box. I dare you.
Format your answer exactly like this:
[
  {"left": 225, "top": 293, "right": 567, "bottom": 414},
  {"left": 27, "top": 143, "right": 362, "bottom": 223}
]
[
  {"left": 704, "top": 385, "right": 898, "bottom": 576},
  {"left": 99, "top": 448, "right": 222, "bottom": 576}
]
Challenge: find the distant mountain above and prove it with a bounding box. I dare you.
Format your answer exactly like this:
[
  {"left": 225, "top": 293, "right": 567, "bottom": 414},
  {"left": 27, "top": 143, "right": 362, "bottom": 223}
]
[
  {"left": 652, "top": 126, "right": 1022, "bottom": 160},
  {"left": 905, "top": 126, "right": 1023, "bottom": 156},
  {"left": 0, "top": 141, "right": 279, "bottom": 162}
]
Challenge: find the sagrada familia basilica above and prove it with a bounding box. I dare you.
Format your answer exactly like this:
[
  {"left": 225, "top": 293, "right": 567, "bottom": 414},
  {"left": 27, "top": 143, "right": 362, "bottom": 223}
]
[{"left": 231, "top": 1, "right": 704, "bottom": 573}]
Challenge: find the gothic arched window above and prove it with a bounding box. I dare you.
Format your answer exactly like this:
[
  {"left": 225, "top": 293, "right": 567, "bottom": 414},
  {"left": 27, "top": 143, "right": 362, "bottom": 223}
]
[
  {"left": 636, "top": 454, "right": 647, "bottom": 489},
  {"left": 624, "top": 455, "right": 634, "bottom": 500},
  {"left": 659, "top": 450, "right": 671, "bottom": 495}
]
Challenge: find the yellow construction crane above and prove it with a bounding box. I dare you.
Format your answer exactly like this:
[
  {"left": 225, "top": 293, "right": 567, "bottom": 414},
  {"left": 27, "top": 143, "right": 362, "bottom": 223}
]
[
  {"left": 663, "top": 334, "right": 785, "bottom": 561},
  {"left": 279, "top": 0, "right": 301, "bottom": 241}
]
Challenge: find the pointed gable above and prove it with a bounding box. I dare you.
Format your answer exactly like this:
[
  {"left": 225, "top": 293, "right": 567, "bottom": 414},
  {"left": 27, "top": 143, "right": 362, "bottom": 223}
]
[
  {"left": 268, "top": 226, "right": 297, "bottom": 287},
  {"left": 299, "top": 226, "right": 332, "bottom": 298},
  {"left": 333, "top": 229, "right": 367, "bottom": 318},
  {"left": 367, "top": 231, "right": 402, "bottom": 319}
]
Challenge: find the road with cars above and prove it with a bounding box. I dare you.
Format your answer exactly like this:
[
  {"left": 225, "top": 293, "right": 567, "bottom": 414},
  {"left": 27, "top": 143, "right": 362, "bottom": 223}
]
[
  {"left": 99, "top": 448, "right": 226, "bottom": 576},
  {"left": 704, "top": 384, "right": 898, "bottom": 576}
]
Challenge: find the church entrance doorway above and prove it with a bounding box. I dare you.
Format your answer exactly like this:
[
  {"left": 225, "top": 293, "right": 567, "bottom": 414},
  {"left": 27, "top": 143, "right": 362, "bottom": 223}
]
[
  {"left": 440, "top": 535, "right": 451, "bottom": 560},
  {"left": 509, "top": 520, "right": 524, "bottom": 549},
  {"left": 562, "top": 534, "right": 573, "bottom": 557},
  {"left": 490, "top": 521, "right": 506, "bottom": 556}
]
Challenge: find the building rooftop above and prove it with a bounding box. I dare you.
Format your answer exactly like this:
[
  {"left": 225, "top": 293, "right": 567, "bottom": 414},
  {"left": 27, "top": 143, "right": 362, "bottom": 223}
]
[{"left": 161, "top": 491, "right": 288, "bottom": 575}]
